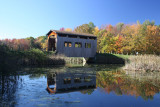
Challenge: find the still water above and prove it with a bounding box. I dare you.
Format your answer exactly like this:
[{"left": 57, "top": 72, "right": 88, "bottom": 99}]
[{"left": 1, "top": 64, "right": 160, "bottom": 107}]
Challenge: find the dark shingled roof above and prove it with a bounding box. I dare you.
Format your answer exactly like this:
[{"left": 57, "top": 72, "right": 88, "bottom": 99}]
[{"left": 47, "top": 30, "right": 97, "bottom": 38}]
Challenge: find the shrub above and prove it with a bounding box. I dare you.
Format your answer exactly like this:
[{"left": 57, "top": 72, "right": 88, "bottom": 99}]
[{"left": 124, "top": 55, "right": 160, "bottom": 72}]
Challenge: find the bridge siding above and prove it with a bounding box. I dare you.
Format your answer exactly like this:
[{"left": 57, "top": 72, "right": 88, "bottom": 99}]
[{"left": 56, "top": 35, "right": 97, "bottom": 58}]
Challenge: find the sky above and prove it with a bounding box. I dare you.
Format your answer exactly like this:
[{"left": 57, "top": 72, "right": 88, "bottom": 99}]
[{"left": 0, "top": 0, "right": 160, "bottom": 39}]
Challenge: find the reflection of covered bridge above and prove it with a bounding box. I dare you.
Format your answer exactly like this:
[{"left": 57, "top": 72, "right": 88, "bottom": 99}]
[
  {"left": 47, "top": 71, "right": 96, "bottom": 94},
  {"left": 46, "top": 30, "right": 97, "bottom": 58}
]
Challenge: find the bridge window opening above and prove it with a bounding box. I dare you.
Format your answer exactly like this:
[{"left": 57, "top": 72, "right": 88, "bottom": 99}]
[
  {"left": 84, "top": 76, "right": 91, "bottom": 82},
  {"left": 74, "top": 77, "right": 81, "bottom": 83},
  {"left": 64, "top": 78, "right": 71, "bottom": 84},
  {"left": 64, "top": 42, "right": 72, "bottom": 47},
  {"left": 69, "top": 42, "right": 72, "bottom": 47},
  {"left": 64, "top": 42, "right": 68, "bottom": 47},
  {"left": 85, "top": 43, "right": 91, "bottom": 48},
  {"left": 75, "top": 42, "right": 82, "bottom": 48}
]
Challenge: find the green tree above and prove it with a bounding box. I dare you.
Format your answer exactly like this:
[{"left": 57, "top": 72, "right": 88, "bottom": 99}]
[
  {"left": 116, "top": 23, "right": 124, "bottom": 33},
  {"left": 26, "top": 37, "right": 35, "bottom": 48},
  {"left": 74, "top": 22, "right": 95, "bottom": 34}
]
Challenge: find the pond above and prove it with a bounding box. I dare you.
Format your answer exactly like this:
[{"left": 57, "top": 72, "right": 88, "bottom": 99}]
[{"left": 1, "top": 64, "right": 160, "bottom": 107}]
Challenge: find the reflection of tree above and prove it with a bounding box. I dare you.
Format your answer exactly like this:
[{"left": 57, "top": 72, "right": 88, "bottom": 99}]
[
  {"left": 96, "top": 71, "right": 160, "bottom": 100},
  {"left": 21, "top": 67, "right": 50, "bottom": 79},
  {"left": 29, "top": 74, "right": 46, "bottom": 79},
  {"left": 80, "top": 89, "right": 94, "bottom": 95},
  {"left": 114, "top": 87, "right": 122, "bottom": 95},
  {"left": 0, "top": 72, "right": 21, "bottom": 106}
]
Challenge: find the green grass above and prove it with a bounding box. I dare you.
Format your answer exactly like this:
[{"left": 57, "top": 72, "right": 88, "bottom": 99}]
[
  {"left": 113, "top": 54, "right": 130, "bottom": 60},
  {"left": 96, "top": 53, "right": 130, "bottom": 59},
  {"left": 95, "top": 53, "right": 128, "bottom": 64}
]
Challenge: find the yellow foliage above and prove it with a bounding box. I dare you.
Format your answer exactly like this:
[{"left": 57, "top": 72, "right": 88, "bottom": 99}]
[
  {"left": 93, "top": 26, "right": 99, "bottom": 35},
  {"left": 147, "top": 25, "right": 158, "bottom": 35},
  {"left": 65, "top": 28, "right": 72, "bottom": 32}
]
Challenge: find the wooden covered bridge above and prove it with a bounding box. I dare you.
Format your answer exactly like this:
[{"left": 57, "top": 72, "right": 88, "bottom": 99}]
[{"left": 46, "top": 30, "right": 97, "bottom": 58}]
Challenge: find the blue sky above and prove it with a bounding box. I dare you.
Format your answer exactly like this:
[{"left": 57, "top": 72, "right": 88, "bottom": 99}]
[{"left": 0, "top": 0, "right": 160, "bottom": 39}]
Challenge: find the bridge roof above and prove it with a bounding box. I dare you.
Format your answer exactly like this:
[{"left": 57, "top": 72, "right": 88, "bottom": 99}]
[{"left": 47, "top": 30, "right": 97, "bottom": 38}]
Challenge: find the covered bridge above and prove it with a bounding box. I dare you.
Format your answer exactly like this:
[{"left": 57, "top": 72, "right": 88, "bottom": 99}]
[{"left": 46, "top": 30, "right": 97, "bottom": 58}]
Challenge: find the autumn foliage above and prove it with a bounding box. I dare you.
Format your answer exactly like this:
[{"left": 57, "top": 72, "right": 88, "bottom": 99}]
[
  {"left": 0, "top": 20, "right": 160, "bottom": 55},
  {"left": 74, "top": 21, "right": 160, "bottom": 55},
  {"left": 0, "top": 36, "right": 48, "bottom": 51}
]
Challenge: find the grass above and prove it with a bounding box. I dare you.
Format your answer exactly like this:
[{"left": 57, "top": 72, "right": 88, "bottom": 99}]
[
  {"left": 94, "top": 53, "right": 127, "bottom": 64},
  {"left": 113, "top": 54, "right": 130, "bottom": 60},
  {"left": 124, "top": 55, "right": 160, "bottom": 72},
  {"left": 94, "top": 53, "right": 160, "bottom": 72},
  {"left": 0, "top": 46, "right": 65, "bottom": 68},
  {"left": 17, "top": 49, "right": 66, "bottom": 66}
]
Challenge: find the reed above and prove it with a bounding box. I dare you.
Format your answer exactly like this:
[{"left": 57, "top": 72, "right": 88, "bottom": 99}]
[{"left": 124, "top": 55, "right": 160, "bottom": 72}]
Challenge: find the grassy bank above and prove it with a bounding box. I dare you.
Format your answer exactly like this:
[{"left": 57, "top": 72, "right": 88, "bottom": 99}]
[
  {"left": 92, "top": 53, "right": 128, "bottom": 64},
  {"left": 18, "top": 50, "right": 65, "bottom": 66},
  {"left": 97, "top": 53, "right": 160, "bottom": 72},
  {"left": 124, "top": 55, "right": 160, "bottom": 72},
  {"left": 0, "top": 46, "right": 65, "bottom": 69},
  {"left": 93, "top": 53, "right": 160, "bottom": 72}
]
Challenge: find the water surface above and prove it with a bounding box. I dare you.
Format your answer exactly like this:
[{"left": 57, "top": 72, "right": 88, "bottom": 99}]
[{"left": 1, "top": 65, "right": 160, "bottom": 107}]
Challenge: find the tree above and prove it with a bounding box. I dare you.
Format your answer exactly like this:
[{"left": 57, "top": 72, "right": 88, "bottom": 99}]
[
  {"left": 74, "top": 22, "right": 95, "bottom": 34},
  {"left": 60, "top": 27, "right": 65, "bottom": 31},
  {"left": 26, "top": 37, "right": 35, "bottom": 48},
  {"left": 121, "top": 25, "right": 135, "bottom": 54},
  {"left": 116, "top": 23, "right": 124, "bottom": 33},
  {"left": 93, "top": 26, "right": 99, "bottom": 36},
  {"left": 146, "top": 25, "right": 160, "bottom": 54},
  {"left": 143, "top": 20, "right": 155, "bottom": 26},
  {"left": 88, "top": 22, "right": 95, "bottom": 33},
  {"left": 65, "top": 28, "right": 72, "bottom": 32},
  {"left": 35, "top": 36, "right": 48, "bottom": 51},
  {"left": 106, "top": 24, "right": 113, "bottom": 32},
  {"left": 115, "top": 35, "right": 123, "bottom": 53}
]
